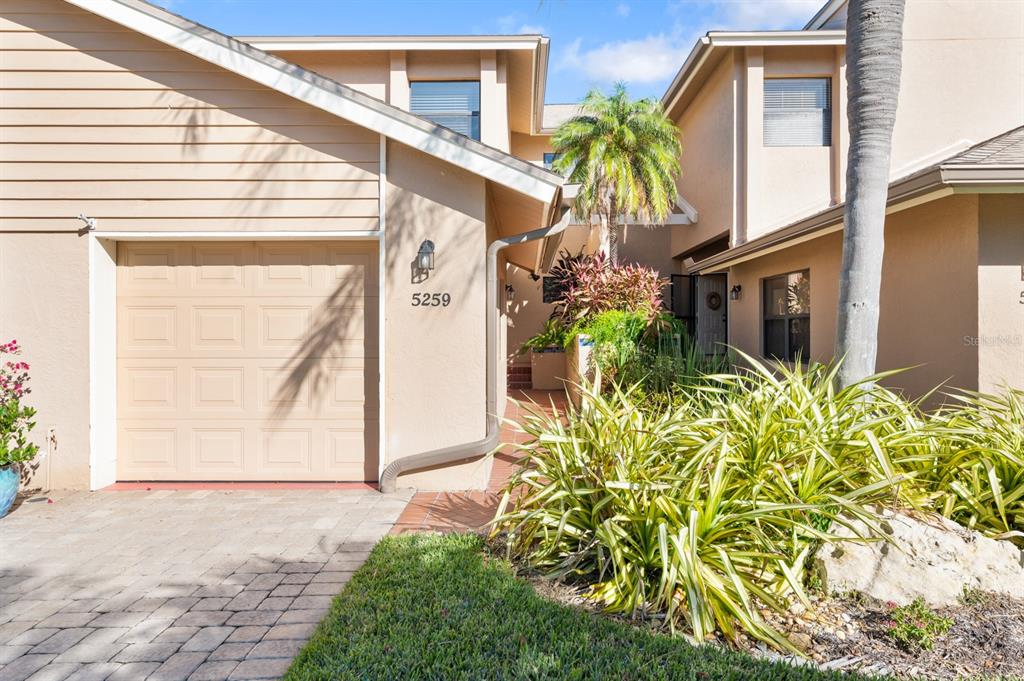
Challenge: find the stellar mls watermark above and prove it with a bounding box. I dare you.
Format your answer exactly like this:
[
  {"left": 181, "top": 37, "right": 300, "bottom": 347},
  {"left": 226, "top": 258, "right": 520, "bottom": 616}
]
[{"left": 963, "top": 334, "right": 1023, "bottom": 347}]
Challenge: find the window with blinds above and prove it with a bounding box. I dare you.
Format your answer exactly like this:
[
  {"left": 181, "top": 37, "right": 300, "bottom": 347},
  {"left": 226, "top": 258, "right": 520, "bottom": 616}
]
[
  {"left": 410, "top": 81, "right": 481, "bottom": 141},
  {"left": 764, "top": 78, "right": 831, "bottom": 147}
]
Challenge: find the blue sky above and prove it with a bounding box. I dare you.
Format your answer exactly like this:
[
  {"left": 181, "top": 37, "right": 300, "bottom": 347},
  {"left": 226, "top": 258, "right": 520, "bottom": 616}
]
[{"left": 153, "top": 0, "right": 824, "bottom": 103}]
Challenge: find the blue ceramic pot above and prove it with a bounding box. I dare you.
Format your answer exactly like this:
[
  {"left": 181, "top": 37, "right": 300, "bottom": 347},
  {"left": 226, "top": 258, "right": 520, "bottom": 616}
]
[{"left": 0, "top": 465, "right": 18, "bottom": 519}]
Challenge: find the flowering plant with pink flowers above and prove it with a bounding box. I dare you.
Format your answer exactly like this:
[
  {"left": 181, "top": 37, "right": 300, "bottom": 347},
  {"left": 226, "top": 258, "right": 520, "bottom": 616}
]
[{"left": 0, "top": 339, "right": 39, "bottom": 467}]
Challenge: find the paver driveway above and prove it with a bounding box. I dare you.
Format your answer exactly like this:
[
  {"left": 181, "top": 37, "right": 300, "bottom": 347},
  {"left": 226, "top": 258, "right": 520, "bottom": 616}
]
[{"left": 0, "top": 488, "right": 412, "bottom": 681}]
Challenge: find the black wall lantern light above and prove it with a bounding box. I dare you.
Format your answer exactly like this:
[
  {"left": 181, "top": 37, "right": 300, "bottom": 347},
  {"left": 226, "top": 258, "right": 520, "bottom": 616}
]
[
  {"left": 730, "top": 285, "right": 742, "bottom": 301},
  {"left": 505, "top": 284, "right": 516, "bottom": 302},
  {"left": 416, "top": 240, "right": 436, "bottom": 272}
]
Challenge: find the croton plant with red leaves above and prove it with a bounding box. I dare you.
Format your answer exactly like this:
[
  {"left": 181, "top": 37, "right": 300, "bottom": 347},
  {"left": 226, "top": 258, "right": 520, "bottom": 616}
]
[{"left": 557, "top": 252, "right": 668, "bottom": 324}]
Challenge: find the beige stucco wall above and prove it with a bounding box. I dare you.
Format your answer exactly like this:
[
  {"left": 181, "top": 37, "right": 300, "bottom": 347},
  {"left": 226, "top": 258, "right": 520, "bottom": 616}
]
[
  {"left": 505, "top": 224, "right": 589, "bottom": 367},
  {"left": 727, "top": 194, "right": 980, "bottom": 399},
  {"left": 753, "top": 46, "right": 839, "bottom": 237},
  {"left": 0, "top": 233, "right": 91, "bottom": 489},
  {"left": 383, "top": 142, "right": 492, "bottom": 490},
  {"left": 671, "top": 52, "right": 737, "bottom": 257},
  {"left": 510, "top": 132, "right": 554, "bottom": 166},
  {"left": 977, "top": 194, "right": 1024, "bottom": 394},
  {"left": 889, "top": 0, "right": 1024, "bottom": 176}
]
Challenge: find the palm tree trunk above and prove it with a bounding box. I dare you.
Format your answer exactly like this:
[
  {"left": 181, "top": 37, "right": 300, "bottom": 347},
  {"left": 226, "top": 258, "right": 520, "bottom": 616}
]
[
  {"left": 835, "top": 0, "right": 905, "bottom": 389},
  {"left": 597, "top": 213, "right": 611, "bottom": 260},
  {"left": 608, "top": 219, "right": 620, "bottom": 266}
]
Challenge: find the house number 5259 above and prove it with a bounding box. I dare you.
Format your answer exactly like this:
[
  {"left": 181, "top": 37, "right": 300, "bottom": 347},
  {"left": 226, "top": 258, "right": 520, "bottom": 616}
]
[{"left": 411, "top": 292, "right": 451, "bottom": 307}]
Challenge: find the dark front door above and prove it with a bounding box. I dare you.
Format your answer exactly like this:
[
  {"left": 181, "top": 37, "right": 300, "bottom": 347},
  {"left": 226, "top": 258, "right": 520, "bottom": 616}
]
[{"left": 670, "top": 273, "right": 728, "bottom": 355}]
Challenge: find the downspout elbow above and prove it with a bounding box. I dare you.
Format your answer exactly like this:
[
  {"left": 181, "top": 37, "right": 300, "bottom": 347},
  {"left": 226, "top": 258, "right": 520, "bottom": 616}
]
[{"left": 379, "top": 208, "right": 571, "bottom": 494}]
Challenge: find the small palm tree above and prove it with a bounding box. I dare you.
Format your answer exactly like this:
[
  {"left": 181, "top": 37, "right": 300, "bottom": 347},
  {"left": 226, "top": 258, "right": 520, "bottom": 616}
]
[{"left": 552, "top": 84, "right": 682, "bottom": 264}]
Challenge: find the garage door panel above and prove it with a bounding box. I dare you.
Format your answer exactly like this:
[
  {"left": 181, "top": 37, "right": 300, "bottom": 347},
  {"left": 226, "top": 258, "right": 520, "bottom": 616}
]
[
  {"left": 119, "top": 425, "right": 179, "bottom": 478},
  {"left": 118, "top": 365, "right": 180, "bottom": 417},
  {"left": 117, "top": 240, "right": 377, "bottom": 481},
  {"left": 192, "top": 428, "right": 246, "bottom": 477}
]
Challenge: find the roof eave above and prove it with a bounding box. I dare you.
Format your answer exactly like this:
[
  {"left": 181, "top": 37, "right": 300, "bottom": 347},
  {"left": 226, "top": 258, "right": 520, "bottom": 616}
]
[
  {"left": 805, "top": 0, "right": 848, "bottom": 30},
  {"left": 239, "top": 35, "right": 547, "bottom": 51},
  {"left": 661, "top": 31, "right": 845, "bottom": 115}
]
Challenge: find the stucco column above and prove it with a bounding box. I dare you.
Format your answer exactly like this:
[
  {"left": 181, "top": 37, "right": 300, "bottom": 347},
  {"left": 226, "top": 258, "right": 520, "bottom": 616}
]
[
  {"left": 743, "top": 47, "right": 764, "bottom": 244},
  {"left": 389, "top": 50, "right": 409, "bottom": 110},
  {"left": 480, "top": 50, "right": 510, "bottom": 152}
]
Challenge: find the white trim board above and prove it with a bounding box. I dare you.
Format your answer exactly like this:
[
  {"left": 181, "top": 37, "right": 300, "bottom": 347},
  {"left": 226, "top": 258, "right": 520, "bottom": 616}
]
[
  {"left": 88, "top": 235, "right": 117, "bottom": 491},
  {"left": 91, "top": 231, "right": 384, "bottom": 241},
  {"left": 66, "top": 0, "right": 562, "bottom": 205},
  {"left": 243, "top": 37, "right": 544, "bottom": 51},
  {"left": 87, "top": 231, "right": 386, "bottom": 487},
  {"left": 377, "top": 135, "right": 388, "bottom": 480}
]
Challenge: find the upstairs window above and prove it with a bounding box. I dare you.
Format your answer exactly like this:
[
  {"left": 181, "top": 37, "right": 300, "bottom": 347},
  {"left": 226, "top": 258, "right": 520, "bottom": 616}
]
[
  {"left": 764, "top": 78, "right": 831, "bottom": 146},
  {"left": 763, "top": 270, "right": 810, "bottom": 362},
  {"left": 410, "top": 81, "right": 481, "bottom": 141}
]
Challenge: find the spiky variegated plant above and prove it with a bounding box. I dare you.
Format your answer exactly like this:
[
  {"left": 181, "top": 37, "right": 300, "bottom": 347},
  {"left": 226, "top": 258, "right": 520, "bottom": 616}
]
[{"left": 552, "top": 84, "right": 682, "bottom": 264}]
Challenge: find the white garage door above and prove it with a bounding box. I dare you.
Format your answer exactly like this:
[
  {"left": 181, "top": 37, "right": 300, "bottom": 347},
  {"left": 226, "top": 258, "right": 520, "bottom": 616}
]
[{"left": 116, "top": 241, "right": 378, "bottom": 481}]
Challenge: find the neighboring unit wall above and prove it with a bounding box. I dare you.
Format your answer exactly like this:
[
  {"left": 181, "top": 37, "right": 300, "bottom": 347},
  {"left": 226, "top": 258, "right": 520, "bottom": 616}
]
[
  {"left": 727, "top": 194, "right": 980, "bottom": 399},
  {"left": 384, "top": 142, "right": 491, "bottom": 490},
  {"left": 889, "top": 0, "right": 1024, "bottom": 176},
  {"left": 510, "top": 132, "right": 553, "bottom": 167},
  {"left": 977, "top": 194, "right": 1024, "bottom": 394},
  {"left": 672, "top": 52, "right": 737, "bottom": 258},
  {"left": 0, "top": 1, "right": 381, "bottom": 234}
]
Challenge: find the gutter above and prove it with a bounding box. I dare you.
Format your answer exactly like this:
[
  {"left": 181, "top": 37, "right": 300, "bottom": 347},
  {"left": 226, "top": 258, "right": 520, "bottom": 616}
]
[{"left": 379, "top": 207, "right": 572, "bottom": 493}]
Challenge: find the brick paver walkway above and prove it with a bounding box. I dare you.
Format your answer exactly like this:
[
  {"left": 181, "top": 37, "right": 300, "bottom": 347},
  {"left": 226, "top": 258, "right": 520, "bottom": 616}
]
[
  {"left": 0, "top": 488, "right": 411, "bottom": 681},
  {"left": 390, "top": 389, "right": 568, "bottom": 535}
]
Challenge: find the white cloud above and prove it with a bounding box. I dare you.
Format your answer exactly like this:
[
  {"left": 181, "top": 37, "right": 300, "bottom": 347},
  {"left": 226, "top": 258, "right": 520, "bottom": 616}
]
[
  {"left": 708, "top": 0, "right": 823, "bottom": 30},
  {"left": 496, "top": 12, "right": 545, "bottom": 36},
  {"left": 616, "top": 3, "right": 631, "bottom": 17},
  {"left": 557, "top": 34, "right": 689, "bottom": 85}
]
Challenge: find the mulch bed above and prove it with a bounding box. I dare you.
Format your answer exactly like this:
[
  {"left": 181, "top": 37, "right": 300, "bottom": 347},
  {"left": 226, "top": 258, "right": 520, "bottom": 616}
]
[
  {"left": 760, "top": 591, "right": 1024, "bottom": 679},
  {"left": 516, "top": 563, "right": 1024, "bottom": 680}
]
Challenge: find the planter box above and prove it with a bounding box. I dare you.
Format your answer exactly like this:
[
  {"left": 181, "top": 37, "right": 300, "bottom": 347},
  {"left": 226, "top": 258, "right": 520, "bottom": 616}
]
[
  {"left": 565, "top": 334, "right": 595, "bottom": 407},
  {"left": 529, "top": 348, "right": 567, "bottom": 390}
]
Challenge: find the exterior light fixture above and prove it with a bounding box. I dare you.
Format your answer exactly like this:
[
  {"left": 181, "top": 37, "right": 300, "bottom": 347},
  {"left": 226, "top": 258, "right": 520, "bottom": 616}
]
[
  {"left": 505, "top": 284, "right": 516, "bottom": 302},
  {"left": 729, "top": 285, "right": 742, "bottom": 301},
  {"left": 416, "top": 240, "right": 435, "bottom": 271}
]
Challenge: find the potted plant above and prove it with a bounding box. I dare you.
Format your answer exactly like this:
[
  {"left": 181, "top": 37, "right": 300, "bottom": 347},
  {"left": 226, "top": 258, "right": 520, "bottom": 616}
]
[
  {"left": 1, "top": 339, "right": 38, "bottom": 518},
  {"left": 519, "top": 319, "right": 570, "bottom": 391}
]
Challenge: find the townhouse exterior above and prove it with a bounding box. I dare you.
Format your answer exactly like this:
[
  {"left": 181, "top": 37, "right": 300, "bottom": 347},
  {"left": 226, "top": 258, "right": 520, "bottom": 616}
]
[
  {"left": 0, "top": 0, "right": 1020, "bottom": 492},
  {"left": 661, "top": 0, "right": 1024, "bottom": 399}
]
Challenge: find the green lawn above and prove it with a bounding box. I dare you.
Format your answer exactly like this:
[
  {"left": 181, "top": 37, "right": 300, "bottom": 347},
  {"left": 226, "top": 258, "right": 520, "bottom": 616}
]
[{"left": 286, "top": 533, "right": 878, "bottom": 681}]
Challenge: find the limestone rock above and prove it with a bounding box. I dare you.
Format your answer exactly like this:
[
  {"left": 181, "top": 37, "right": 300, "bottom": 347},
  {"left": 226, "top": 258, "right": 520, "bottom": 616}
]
[{"left": 814, "top": 510, "right": 1024, "bottom": 606}]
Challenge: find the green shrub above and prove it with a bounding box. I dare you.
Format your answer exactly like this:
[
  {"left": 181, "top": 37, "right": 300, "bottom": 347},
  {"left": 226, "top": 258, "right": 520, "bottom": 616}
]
[
  {"left": 519, "top": 319, "right": 570, "bottom": 354},
  {"left": 495, "top": 356, "right": 912, "bottom": 652},
  {"left": 566, "top": 310, "right": 648, "bottom": 381},
  {"left": 908, "top": 389, "right": 1024, "bottom": 542},
  {"left": 885, "top": 598, "right": 953, "bottom": 651},
  {"left": 495, "top": 352, "right": 1024, "bottom": 651}
]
